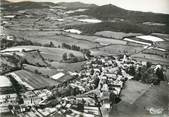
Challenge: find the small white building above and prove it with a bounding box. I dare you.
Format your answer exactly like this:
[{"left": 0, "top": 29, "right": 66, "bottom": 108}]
[
  {"left": 6, "top": 36, "right": 14, "bottom": 41},
  {"left": 124, "top": 35, "right": 164, "bottom": 46},
  {"left": 64, "top": 29, "right": 82, "bottom": 34},
  {"left": 51, "top": 72, "right": 65, "bottom": 80},
  {"left": 78, "top": 19, "right": 102, "bottom": 23},
  {"left": 136, "top": 35, "right": 164, "bottom": 42},
  {"left": 3, "top": 15, "right": 15, "bottom": 19}
]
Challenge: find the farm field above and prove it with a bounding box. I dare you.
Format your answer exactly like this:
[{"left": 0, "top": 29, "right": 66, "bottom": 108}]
[
  {"left": 132, "top": 56, "right": 169, "bottom": 66},
  {"left": 23, "top": 63, "right": 80, "bottom": 77},
  {"left": 59, "top": 31, "right": 127, "bottom": 45},
  {"left": 0, "top": 87, "right": 15, "bottom": 94},
  {"left": 5, "top": 29, "right": 100, "bottom": 49},
  {"left": 94, "top": 37, "right": 126, "bottom": 45},
  {"left": 2, "top": 46, "right": 84, "bottom": 62},
  {"left": 155, "top": 41, "right": 169, "bottom": 50},
  {"left": 5, "top": 28, "right": 129, "bottom": 49},
  {"left": 21, "top": 51, "right": 47, "bottom": 66},
  {"left": 49, "top": 61, "right": 85, "bottom": 72},
  {"left": 23, "top": 64, "right": 59, "bottom": 77},
  {"left": 132, "top": 53, "right": 169, "bottom": 62},
  {"left": 0, "top": 113, "right": 16, "bottom": 117},
  {"left": 23, "top": 64, "right": 74, "bottom": 83},
  {"left": 11, "top": 70, "right": 59, "bottom": 89},
  {"left": 1, "top": 47, "right": 47, "bottom": 67},
  {"left": 91, "top": 44, "right": 169, "bottom": 65},
  {"left": 95, "top": 31, "right": 142, "bottom": 39},
  {"left": 134, "top": 58, "right": 169, "bottom": 66},
  {"left": 34, "top": 46, "right": 84, "bottom": 61},
  {"left": 91, "top": 44, "right": 144, "bottom": 56},
  {"left": 0, "top": 76, "right": 15, "bottom": 94},
  {"left": 109, "top": 81, "right": 169, "bottom": 117}
]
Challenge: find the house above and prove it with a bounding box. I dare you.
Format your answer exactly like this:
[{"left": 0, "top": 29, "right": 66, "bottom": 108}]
[
  {"left": 51, "top": 72, "right": 65, "bottom": 80},
  {"left": 64, "top": 29, "right": 82, "bottom": 34},
  {"left": 3, "top": 15, "right": 16, "bottom": 20},
  {"left": 124, "top": 35, "right": 164, "bottom": 46},
  {"left": 0, "top": 94, "right": 17, "bottom": 113}
]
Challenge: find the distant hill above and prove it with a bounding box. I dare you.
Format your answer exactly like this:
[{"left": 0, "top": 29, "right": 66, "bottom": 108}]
[
  {"left": 72, "top": 4, "right": 169, "bottom": 25},
  {"left": 1, "top": 1, "right": 97, "bottom": 11},
  {"left": 1, "top": 0, "right": 11, "bottom": 5},
  {"left": 65, "top": 21, "right": 169, "bottom": 35},
  {"left": 57, "top": 2, "right": 97, "bottom": 10},
  {"left": 1, "top": 0, "right": 56, "bottom": 11},
  {"left": 68, "top": 4, "right": 169, "bottom": 35}
]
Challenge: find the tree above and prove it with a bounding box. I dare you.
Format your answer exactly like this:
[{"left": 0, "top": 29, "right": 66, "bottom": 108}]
[
  {"left": 146, "top": 61, "right": 152, "bottom": 69},
  {"left": 49, "top": 41, "right": 55, "bottom": 47},
  {"left": 72, "top": 57, "right": 79, "bottom": 63},
  {"left": 81, "top": 49, "right": 91, "bottom": 58},
  {"left": 69, "top": 53, "right": 75, "bottom": 58},
  {"left": 35, "top": 69, "right": 41, "bottom": 74},
  {"left": 62, "top": 53, "right": 67, "bottom": 61},
  {"left": 62, "top": 43, "right": 71, "bottom": 49}
]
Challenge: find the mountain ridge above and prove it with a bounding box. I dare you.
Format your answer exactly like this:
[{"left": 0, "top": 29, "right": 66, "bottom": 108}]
[
  {"left": 1, "top": 0, "right": 56, "bottom": 11},
  {"left": 57, "top": 2, "right": 97, "bottom": 10},
  {"left": 1, "top": 0, "right": 97, "bottom": 11},
  {"left": 71, "top": 4, "right": 169, "bottom": 24}
]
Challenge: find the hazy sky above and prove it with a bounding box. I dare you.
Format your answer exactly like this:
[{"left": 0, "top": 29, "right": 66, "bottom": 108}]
[{"left": 8, "top": 0, "right": 169, "bottom": 14}]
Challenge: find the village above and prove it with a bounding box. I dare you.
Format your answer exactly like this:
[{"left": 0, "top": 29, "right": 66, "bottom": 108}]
[
  {"left": 1, "top": 0, "right": 169, "bottom": 117},
  {"left": 0, "top": 48, "right": 168, "bottom": 117}
]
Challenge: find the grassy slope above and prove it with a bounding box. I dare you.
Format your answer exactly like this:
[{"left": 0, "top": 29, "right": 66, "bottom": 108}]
[
  {"left": 0, "top": 53, "right": 22, "bottom": 74},
  {"left": 22, "top": 51, "right": 48, "bottom": 66},
  {"left": 114, "top": 81, "right": 169, "bottom": 116}
]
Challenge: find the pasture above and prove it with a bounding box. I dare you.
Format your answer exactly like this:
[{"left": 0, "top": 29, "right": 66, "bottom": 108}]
[
  {"left": 6, "top": 29, "right": 100, "bottom": 49},
  {"left": 2, "top": 46, "right": 84, "bottom": 62},
  {"left": 23, "top": 64, "right": 58, "bottom": 77},
  {"left": 95, "top": 31, "right": 142, "bottom": 39},
  {"left": 49, "top": 61, "right": 85, "bottom": 72},
  {"left": 91, "top": 44, "right": 144, "bottom": 56}
]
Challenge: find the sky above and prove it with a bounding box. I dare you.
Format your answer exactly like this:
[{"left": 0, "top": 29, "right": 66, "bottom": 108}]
[{"left": 8, "top": 0, "right": 169, "bottom": 14}]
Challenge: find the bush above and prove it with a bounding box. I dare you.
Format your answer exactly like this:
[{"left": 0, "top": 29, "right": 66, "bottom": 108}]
[
  {"left": 69, "top": 53, "right": 75, "bottom": 58},
  {"left": 72, "top": 57, "right": 79, "bottom": 63},
  {"left": 62, "top": 53, "right": 68, "bottom": 61},
  {"left": 34, "top": 69, "right": 41, "bottom": 74}
]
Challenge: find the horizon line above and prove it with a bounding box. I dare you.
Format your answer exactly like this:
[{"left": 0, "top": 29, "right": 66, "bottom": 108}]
[{"left": 6, "top": 0, "right": 169, "bottom": 15}]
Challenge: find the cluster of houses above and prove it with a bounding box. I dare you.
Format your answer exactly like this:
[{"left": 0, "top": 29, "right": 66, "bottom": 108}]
[
  {"left": 0, "top": 52, "right": 167, "bottom": 116},
  {"left": 0, "top": 87, "right": 53, "bottom": 114},
  {"left": 46, "top": 54, "right": 166, "bottom": 116}
]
